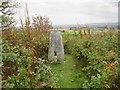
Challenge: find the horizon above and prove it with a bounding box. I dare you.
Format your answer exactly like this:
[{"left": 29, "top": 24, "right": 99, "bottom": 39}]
[{"left": 16, "top": 22, "right": 118, "bottom": 29}]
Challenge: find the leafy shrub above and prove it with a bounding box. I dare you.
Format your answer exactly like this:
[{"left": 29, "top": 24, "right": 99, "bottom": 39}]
[
  {"left": 63, "top": 30, "right": 119, "bottom": 88},
  {"left": 1, "top": 15, "right": 57, "bottom": 88},
  {"left": 2, "top": 43, "right": 56, "bottom": 88}
]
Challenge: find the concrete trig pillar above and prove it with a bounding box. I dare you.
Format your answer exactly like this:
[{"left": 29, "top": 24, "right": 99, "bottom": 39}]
[{"left": 48, "top": 30, "right": 64, "bottom": 63}]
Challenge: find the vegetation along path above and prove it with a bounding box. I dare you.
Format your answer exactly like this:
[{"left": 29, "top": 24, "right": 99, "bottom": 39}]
[{"left": 49, "top": 54, "right": 83, "bottom": 88}]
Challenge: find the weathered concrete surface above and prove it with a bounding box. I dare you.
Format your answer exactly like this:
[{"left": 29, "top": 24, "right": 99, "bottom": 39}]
[{"left": 48, "top": 30, "right": 64, "bottom": 63}]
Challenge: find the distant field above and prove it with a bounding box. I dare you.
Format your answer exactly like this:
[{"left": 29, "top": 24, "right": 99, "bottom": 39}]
[{"left": 62, "top": 28, "right": 118, "bottom": 34}]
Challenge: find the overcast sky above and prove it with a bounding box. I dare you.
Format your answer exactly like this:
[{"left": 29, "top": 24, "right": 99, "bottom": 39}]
[{"left": 15, "top": 0, "right": 119, "bottom": 25}]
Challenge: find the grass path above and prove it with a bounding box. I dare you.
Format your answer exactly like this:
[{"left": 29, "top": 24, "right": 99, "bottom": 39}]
[{"left": 49, "top": 54, "right": 81, "bottom": 88}]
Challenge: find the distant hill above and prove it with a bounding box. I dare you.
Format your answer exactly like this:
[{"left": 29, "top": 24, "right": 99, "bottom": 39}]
[{"left": 53, "top": 22, "right": 118, "bottom": 29}]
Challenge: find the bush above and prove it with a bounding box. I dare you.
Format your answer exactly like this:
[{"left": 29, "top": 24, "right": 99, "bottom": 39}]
[
  {"left": 2, "top": 42, "right": 57, "bottom": 88},
  {"left": 1, "top": 15, "right": 57, "bottom": 88},
  {"left": 62, "top": 30, "right": 119, "bottom": 88}
]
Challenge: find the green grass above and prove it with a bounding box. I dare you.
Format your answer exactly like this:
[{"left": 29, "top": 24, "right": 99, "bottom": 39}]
[
  {"left": 49, "top": 54, "right": 85, "bottom": 88},
  {"left": 62, "top": 31, "right": 79, "bottom": 36}
]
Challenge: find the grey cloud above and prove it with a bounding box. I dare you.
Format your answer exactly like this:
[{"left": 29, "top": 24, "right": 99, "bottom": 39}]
[{"left": 17, "top": 0, "right": 118, "bottom": 25}]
